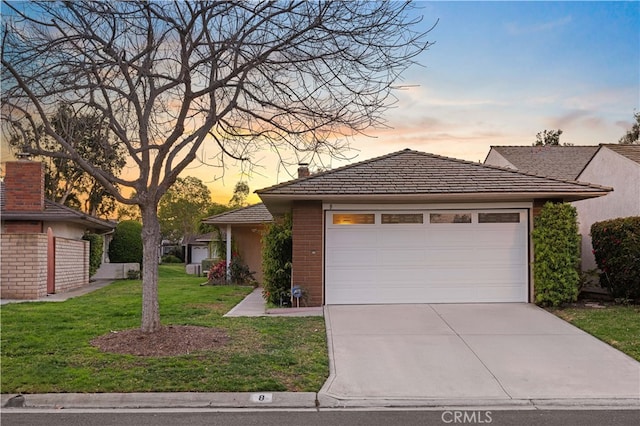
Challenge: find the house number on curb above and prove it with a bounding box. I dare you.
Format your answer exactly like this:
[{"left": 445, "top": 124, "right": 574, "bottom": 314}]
[{"left": 250, "top": 393, "right": 273, "bottom": 403}]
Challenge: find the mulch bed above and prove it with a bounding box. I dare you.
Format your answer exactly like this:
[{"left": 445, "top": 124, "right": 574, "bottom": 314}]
[{"left": 91, "top": 325, "right": 229, "bottom": 357}]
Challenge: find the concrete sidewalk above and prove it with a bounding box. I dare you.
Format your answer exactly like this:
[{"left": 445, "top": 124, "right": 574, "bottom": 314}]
[
  {"left": 224, "top": 287, "right": 323, "bottom": 317},
  {"left": 1, "top": 280, "right": 114, "bottom": 305}
]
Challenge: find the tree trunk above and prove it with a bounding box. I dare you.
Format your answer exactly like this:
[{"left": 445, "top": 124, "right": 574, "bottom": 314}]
[{"left": 140, "top": 202, "right": 161, "bottom": 333}]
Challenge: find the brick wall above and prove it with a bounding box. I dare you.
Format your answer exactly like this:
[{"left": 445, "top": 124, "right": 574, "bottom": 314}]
[
  {"left": 0, "top": 233, "right": 48, "bottom": 299},
  {"left": 54, "top": 237, "right": 89, "bottom": 293},
  {"left": 291, "top": 201, "right": 323, "bottom": 307},
  {"left": 4, "top": 161, "right": 44, "bottom": 211},
  {"left": 5, "top": 221, "right": 43, "bottom": 234}
]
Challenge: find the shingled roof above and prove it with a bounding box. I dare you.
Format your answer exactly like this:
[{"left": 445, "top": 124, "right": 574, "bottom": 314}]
[
  {"left": 603, "top": 144, "right": 640, "bottom": 165},
  {"left": 258, "top": 149, "right": 610, "bottom": 196},
  {"left": 486, "top": 145, "right": 599, "bottom": 180},
  {"left": 0, "top": 181, "right": 116, "bottom": 232},
  {"left": 202, "top": 203, "right": 273, "bottom": 225}
]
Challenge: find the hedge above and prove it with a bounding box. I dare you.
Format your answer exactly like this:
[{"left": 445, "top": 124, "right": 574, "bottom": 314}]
[
  {"left": 82, "top": 233, "right": 104, "bottom": 277},
  {"left": 591, "top": 216, "right": 640, "bottom": 301},
  {"left": 108, "top": 220, "right": 143, "bottom": 265},
  {"left": 261, "top": 214, "right": 292, "bottom": 306},
  {"left": 532, "top": 202, "right": 581, "bottom": 306}
]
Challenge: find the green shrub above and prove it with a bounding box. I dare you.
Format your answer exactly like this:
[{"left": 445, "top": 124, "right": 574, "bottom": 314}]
[
  {"left": 161, "top": 254, "right": 183, "bottom": 264},
  {"left": 532, "top": 202, "right": 581, "bottom": 307},
  {"left": 206, "top": 256, "right": 255, "bottom": 285},
  {"left": 108, "top": 220, "right": 143, "bottom": 264},
  {"left": 82, "top": 233, "right": 104, "bottom": 277},
  {"left": 591, "top": 217, "right": 640, "bottom": 301},
  {"left": 262, "top": 214, "right": 292, "bottom": 306}
]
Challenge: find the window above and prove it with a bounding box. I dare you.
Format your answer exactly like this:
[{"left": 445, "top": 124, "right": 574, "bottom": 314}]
[
  {"left": 332, "top": 213, "right": 375, "bottom": 225},
  {"left": 478, "top": 213, "right": 520, "bottom": 223},
  {"left": 381, "top": 213, "right": 423, "bottom": 224},
  {"left": 429, "top": 213, "right": 471, "bottom": 224}
]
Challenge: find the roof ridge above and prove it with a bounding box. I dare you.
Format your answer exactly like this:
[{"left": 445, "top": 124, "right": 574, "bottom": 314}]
[
  {"left": 423, "top": 149, "right": 609, "bottom": 190},
  {"left": 257, "top": 148, "right": 612, "bottom": 195},
  {"left": 202, "top": 202, "right": 265, "bottom": 221},
  {"left": 255, "top": 149, "right": 413, "bottom": 194}
]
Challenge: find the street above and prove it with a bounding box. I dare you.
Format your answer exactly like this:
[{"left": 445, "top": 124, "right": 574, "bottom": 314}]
[{"left": 2, "top": 409, "right": 639, "bottom": 426}]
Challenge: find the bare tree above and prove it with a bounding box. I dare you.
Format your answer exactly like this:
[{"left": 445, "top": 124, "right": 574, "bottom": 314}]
[{"left": 1, "top": 1, "right": 433, "bottom": 332}]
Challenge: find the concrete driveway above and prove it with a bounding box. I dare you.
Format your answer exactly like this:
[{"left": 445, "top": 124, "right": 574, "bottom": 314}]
[{"left": 320, "top": 304, "right": 640, "bottom": 405}]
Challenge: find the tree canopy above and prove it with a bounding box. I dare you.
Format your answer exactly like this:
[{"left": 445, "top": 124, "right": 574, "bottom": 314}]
[
  {"left": 158, "top": 176, "right": 218, "bottom": 243},
  {"left": 1, "top": 1, "right": 432, "bottom": 332},
  {"left": 534, "top": 129, "right": 563, "bottom": 146},
  {"left": 619, "top": 112, "right": 639, "bottom": 145}
]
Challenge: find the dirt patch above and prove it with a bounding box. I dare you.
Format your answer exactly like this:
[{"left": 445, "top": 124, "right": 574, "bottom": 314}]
[{"left": 91, "top": 325, "right": 229, "bottom": 357}]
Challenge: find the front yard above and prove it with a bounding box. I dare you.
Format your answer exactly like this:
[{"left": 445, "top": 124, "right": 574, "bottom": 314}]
[
  {"left": 1, "top": 265, "right": 328, "bottom": 393},
  {"left": 550, "top": 303, "right": 640, "bottom": 362}
]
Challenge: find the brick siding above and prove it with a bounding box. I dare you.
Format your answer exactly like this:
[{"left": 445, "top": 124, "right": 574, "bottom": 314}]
[
  {"left": 5, "top": 221, "right": 43, "bottom": 234},
  {"left": 291, "top": 201, "right": 323, "bottom": 307},
  {"left": 0, "top": 233, "right": 48, "bottom": 299},
  {"left": 54, "top": 237, "right": 89, "bottom": 293}
]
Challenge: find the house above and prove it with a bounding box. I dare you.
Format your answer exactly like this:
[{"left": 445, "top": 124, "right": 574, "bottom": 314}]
[
  {"left": 256, "top": 149, "right": 610, "bottom": 307},
  {"left": 182, "top": 232, "right": 222, "bottom": 265},
  {"left": 201, "top": 203, "right": 273, "bottom": 283},
  {"left": 1, "top": 159, "right": 116, "bottom": 299},
  {"left": 484, "top": 144, "right": 640, "bottom": 271}
]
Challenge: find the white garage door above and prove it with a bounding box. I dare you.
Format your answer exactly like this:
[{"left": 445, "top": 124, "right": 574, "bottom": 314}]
[
  {"left": 325, "top": 210, "right": 528, "bottom": 304},
  {"left": 191, "top": 246, "right": 209, "bottom": 264}
]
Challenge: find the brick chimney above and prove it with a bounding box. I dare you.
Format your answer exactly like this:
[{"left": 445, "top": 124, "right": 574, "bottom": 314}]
[
  {"left": 4, "top": 160, "right": 45, "bottom": 212},
  {"left": 297, "top": 163, "right": 310, "bottom": 178}
]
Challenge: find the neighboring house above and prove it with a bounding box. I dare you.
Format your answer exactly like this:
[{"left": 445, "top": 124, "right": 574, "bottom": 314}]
[
  {"left": 485, "top": 144, "right": 640, "bottom": 271},
  {"left": 182, "top": 232, "right": 223, "bottom": 265},
  {"left": 484, "top": 145, "right": 599, "bottom": 180},
  {"left": 202, "top": 203, "right": 273, "bottom": 283},
  {"left": 1, "top": 160, "right": 116, "bottom": 299},
  {"left": 256, "top": 149, "right": 610, "bottom": 307}
]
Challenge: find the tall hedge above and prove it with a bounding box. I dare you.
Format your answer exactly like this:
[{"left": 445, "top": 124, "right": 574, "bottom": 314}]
[
  {"left": 82, "top": 233, "right": 104, "bottom": 277},
  {"left": 261, "top": 214, "right": 292, "bottom": 306},
  {"left": 532, "top": 202, "right": 581, "bottom": 306},
  {"left": 108, "top": 220, "right": 143, "bottom": 265},
  {"left": 591, "top": 216, "right": 640, "bottom": 300}
]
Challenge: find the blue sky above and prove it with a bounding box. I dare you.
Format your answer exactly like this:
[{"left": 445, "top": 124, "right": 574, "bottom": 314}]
[
  {"left": 223, "top": 1, "right": 639, "bottom": 202},
  {"left": 2, "top": 1, "right": 638, "bottom": 203}
]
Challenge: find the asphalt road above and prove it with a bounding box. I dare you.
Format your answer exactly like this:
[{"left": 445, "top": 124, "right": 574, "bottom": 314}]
[{"left": 2, "top": 409, "right": 639, "bottom": 426}]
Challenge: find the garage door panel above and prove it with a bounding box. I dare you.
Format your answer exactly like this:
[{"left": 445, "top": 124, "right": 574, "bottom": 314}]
[
  {"left": 380, "top": 249, "right": 429, "bottom": 265},
  {"left": 326, "top": 229, "right": 378, "bottom": 247},
  {"left": 326, "top": 248, "right": 381, "bottom": 266},
  {"left": 425, "top": 229, "right": 475, "bottom": 245},
  {"left": 325, "top": 209, "right": 528, "bottom": 304},
  {"left": 378, "top": 229, "right": 429, "bottom": 247}
]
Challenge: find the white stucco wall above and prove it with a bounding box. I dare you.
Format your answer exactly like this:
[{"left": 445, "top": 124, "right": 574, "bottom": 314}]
[
  {"left": 43, "top": 222, "right": 87, "bottom": 239},
  {"left": 573, "top": 147, "right": 640, "bottom": 271},
  {"left": 484, "top": 149, "right": 516, "bottom": 169}
]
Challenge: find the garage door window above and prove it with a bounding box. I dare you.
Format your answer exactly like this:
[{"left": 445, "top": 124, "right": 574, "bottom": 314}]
[
  {"left": 429, "top": 213, "right": 471, "bottom": 223},
  {"left": 478, "top": 212, "right": 520, "bottom": 223},
  {"left": 381, "top": 213, "right": 423, "bottom": 224},
  {"left": 333, "top": 213, "right": 375, "bottom": 225}
]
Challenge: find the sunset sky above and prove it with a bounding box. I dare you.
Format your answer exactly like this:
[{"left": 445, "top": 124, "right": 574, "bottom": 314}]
[
  {"left": 201, "top": 1, "right": 640, "bottom": 204},
  {"left": 2, "top": 1, "right": 638, "bottom": 206}
]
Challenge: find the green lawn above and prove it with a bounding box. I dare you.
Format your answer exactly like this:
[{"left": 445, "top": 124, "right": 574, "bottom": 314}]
[
  {"left": 1, "top": 265, "right": 328, "bottom": 393},
  {"left": 551, "top": 304, "right": 640, "bottom": 361}
]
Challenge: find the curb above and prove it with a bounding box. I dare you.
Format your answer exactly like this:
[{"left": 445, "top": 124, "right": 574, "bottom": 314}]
[
  {"left": 1, "top": 392, "right": 317, "bottom": 409},
  {"left": 3, "top": 392, "right": 639, "bottom": 411},
  {"left": 316, "top": 393, "right": 640, "bottom": 410}
]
